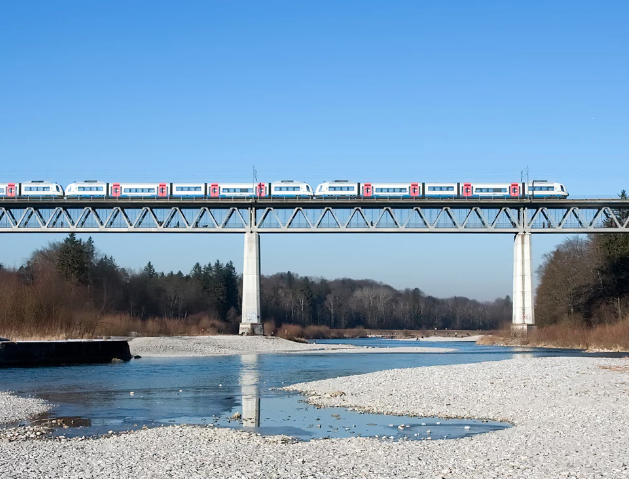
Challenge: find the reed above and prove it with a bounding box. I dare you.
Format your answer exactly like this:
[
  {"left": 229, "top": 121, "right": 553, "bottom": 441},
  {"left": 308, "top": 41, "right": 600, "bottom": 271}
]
[
  {"left": 479, "top": 317, "right": 629, "bottom": 351},
  {"left": 93, "top": 314, "right": 234, "bottom": 338},
  {"left": 269, "top": 323, "right": 368, "bottom": 341}
]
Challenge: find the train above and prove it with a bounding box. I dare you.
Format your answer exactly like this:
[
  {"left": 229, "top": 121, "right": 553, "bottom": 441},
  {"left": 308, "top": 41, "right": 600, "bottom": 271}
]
[{"left": 0, "top": 179, "right": 569, "bottom": 199}]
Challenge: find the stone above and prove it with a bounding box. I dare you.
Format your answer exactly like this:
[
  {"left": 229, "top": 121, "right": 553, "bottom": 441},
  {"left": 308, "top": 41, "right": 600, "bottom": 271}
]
[{"left": 325, "top": 390, "right": 345, "bottom": 398}]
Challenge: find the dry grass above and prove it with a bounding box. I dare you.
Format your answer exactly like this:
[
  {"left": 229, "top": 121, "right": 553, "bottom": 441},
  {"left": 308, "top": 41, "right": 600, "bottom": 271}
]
[
  {"left": 3, "top": 311, "right": 235, "bottom": 341},
  {"left": 266, "top": 324, "right": 485, "bottom": 342},
  {"left": 275, "top": 324, "right": 309, "bottom": 342},
  {"left": 0, "top": 270, "right": 99, "bottom": 340},
  {"left": 479, "top": 317, "right": 629, "bottom": 352},
  {"left": 93, "top": 314, "right": 234, "bottom": 338},
  {"left": 262, "top": 322, "right": 369, "bottom": 341}
]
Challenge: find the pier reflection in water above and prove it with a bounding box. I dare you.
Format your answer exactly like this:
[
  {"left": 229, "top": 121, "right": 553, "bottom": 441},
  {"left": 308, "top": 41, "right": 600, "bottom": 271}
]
[{"left": 240, "top": 354, "right": 260, "bottom": 428}]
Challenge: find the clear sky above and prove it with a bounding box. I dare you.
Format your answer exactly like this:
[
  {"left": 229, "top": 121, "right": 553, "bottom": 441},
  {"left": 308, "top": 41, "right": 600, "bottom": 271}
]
[{"left": 1, "top": 1, "right": 627, "bottom": 301}]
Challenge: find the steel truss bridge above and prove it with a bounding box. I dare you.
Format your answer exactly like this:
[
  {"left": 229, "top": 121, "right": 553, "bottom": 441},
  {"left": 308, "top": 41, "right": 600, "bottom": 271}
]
[
  {"left": 2, "top": 197, "right": 627, "bottom": 334},
  {"left": 0, "top": 198, "right": 627, "bottom": 233}
]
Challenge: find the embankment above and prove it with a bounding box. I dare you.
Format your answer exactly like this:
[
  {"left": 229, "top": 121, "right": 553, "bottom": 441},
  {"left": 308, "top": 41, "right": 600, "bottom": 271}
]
[{"left": 0, "top": 340, "right": 131, "bottom": 367}]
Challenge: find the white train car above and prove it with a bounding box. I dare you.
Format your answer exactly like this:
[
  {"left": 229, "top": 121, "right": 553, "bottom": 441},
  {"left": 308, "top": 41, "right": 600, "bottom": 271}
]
[
  {"left": 208, "top": 183, "right": 267, "bottom": 198},
  {"left": 525, "top": 181, "right": 568, "bottom": 198},
  {"left": 361, "top": 182, "right": 421, "bottom": 198},
  {"left": 65, "top": 181, "right": 107, "bottom": 197},
  {"left": 270, "top": 180, "right": 313, "bottom": 197},
  {"left": 19, "top": 181, "right": 64, "bottom": 197},
  {"left": 424, "top": 182, "right": 458, "bottom": 197},
  {"left": 466, "top": 182, "right": 513, "bottom": 198},
  {"left": 315, "top": 180, "right": 359, "bottom": 197},
  {"left": 109, "top": 182, "right": 169, "bottom": 198},
  {"left": 170, "top": 183, "right": 206, "bottom": 197}
]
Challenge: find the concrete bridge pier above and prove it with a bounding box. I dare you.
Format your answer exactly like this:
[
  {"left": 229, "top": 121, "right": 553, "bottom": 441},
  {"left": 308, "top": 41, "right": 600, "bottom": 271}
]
[
  {"left": 512, "top": 232, "right": 536, "bottom": 335},
  {"left": 239, "top": 231, "right": 263, "bottom": 335}
]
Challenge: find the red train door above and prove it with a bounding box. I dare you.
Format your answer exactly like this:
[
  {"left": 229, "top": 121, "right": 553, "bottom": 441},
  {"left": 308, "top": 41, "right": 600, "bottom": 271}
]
[
  {"left": 510, "top": 183, "right": 520, "bottom": 197},
  {"left": 410, "top": 182, "right": 419, "bottom": 197},
  {"left": 7, "top": 183, "right": 16, "bottom": 197},
  {"left": 462, "top": 183, "right": 472, "bottom": 197},
  {"left": 257, "top": 183, "right": 266, "bottom": 197},
  {"left": 209, "top": 183, "right": 219, "bottom": 197},
  {"left": 363, "top": 183, "right": 372, "bottom": 197},
  {"left": 158, "top": 183, "right": 168, "bottom": 197},
  {"left": 111, "top": 183, "right": 121, "bottom": 197}
]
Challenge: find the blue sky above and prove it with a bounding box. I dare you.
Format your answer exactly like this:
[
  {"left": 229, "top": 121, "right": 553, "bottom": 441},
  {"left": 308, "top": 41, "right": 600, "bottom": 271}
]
[{"left": 1, "top": 1, "right": 627, "bottom": 301}]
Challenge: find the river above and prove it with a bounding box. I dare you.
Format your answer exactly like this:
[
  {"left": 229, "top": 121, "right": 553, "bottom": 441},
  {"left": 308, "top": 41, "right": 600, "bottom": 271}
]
[{"left": 1, "top": 339, "right": 621, "bottom": 441}]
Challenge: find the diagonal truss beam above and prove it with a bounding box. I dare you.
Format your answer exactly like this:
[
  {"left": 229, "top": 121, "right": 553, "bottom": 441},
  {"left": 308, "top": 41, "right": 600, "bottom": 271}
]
[{"left": 0, "top": 204, "right": 626, "bottom": 233}]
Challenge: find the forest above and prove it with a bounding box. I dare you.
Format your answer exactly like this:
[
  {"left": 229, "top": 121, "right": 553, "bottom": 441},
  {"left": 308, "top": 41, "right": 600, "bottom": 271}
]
[
  {"left": 0, "top": 233, "right": 511, "bottom": 339},
  {"left": 536, "top": 191, "right": 629, "bottom": 327}
]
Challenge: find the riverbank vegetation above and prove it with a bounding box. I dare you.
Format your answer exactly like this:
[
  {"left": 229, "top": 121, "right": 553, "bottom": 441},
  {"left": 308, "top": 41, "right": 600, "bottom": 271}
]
[
  {"left": 537, "top": 192, "right": 628, "bottom": 327},
  {"left": 0, "top": 234, "right": 510, "bottom": 339},
  {"left": 480, "top": 317, "right": 629, "bottom": 351}
]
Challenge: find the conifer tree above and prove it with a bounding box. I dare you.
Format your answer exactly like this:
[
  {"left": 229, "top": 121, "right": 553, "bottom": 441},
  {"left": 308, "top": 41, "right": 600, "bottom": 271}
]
[
  {"left": 143, "top": 261, "right": 157, "bottom": 278},
  {"left": 57, "top": 233, "right": 90, "bottom": 284}
]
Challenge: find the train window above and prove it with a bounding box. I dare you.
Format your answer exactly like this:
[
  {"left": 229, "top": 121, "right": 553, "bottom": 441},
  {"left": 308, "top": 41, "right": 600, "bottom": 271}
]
[
  {"left": 561, "top": 185, "right": 565, "bottom": 192},
  {"left": 0, "top": 188, "right": 4, "bottom": 194},
  {"left": 532, "top": 186, "right": 553, "bottom": 191},
  {"left": 222, "top": 188, "right": 253, "bottom": 193},
  {"left": 375, "top": 188, "right": 407, "bottom": 193},
  {"left": 275, "top": 187, "right": 300, "bottom": 191},
  {"left": 24, "top": 186, "right": 50, "bottom": 192},
  {"left": 175, "top": 186, "right": 202, "bottom": 192},
  {"left": 123, "top": 188, "right": 156, "bottom": 193},
  {"left": 329, "top": 186, "right": 355, "bottom": 191},
  {"left": 475, "top": 188, "right": 507, "bottom": 193},
  {"left": 427, "top": 186, "right": 454, "bottom": 191},
  {"left": 78, "top": 186, "right": 104, "bottom": 192}
]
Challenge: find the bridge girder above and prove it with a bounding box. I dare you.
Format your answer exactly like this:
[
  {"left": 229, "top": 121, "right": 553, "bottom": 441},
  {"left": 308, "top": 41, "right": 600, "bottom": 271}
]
[{"left": 0, "top": 202, "right": 627, "bottom": 233}]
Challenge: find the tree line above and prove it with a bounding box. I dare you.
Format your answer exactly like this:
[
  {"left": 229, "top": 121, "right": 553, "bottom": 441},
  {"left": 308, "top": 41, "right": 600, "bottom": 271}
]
[
  {"left": 536, "top": 190, "right": 629, "bottom": 327},
  {"left": 0, "top": 233, "right": 512, "bottom": 337},
  {"left": 261, "top": 273, "right": 510, "bottom": 330}
]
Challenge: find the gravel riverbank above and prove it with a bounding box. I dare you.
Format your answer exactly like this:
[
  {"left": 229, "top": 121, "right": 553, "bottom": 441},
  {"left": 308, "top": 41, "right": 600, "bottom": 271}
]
[
  {"left": 129, "top": 335, "right": 455, "bottom": 357},
  {"left": 0, "top": 392, "right": 50, "bottom": 426},
  {"left": 2, "top": 356, "right": 628, "bottom": 477}
]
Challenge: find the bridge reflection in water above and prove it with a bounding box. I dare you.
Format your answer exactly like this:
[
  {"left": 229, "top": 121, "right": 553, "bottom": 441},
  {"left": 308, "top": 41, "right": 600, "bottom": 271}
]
[{"left": 240, "top": 354, "right": 260, "bottom": 428}]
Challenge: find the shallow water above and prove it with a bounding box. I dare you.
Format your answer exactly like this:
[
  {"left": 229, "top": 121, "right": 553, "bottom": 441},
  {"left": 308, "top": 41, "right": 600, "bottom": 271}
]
[{"left": 1, "top": 340, "right": 619, "bottom": 440}]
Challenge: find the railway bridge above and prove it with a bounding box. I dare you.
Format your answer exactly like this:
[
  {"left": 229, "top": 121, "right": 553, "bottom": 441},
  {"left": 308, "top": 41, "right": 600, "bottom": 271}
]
[{"left": 1, "top": 197, "right": 628, "bottom": 334}]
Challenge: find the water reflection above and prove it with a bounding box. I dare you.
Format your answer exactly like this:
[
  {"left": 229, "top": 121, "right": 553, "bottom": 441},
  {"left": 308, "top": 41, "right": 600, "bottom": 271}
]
[{"left": 240, "top": 354, "right": 260, "bottom": 428}]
